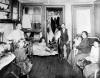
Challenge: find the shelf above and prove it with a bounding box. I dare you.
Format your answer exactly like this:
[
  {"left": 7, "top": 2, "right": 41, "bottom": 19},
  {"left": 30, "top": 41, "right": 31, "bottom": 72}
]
[
  {"left": 0, "top": 9, "right": 11, "bottom": 12},
  {"left": 22, "top": 28, "right": 42, "bottom": 33},
  {"left": 0, "top": 19, "right": 19, "bottom": 23},
  {"left": 0, "top": 0, "right": 19, "bottom": 23},
  {"left": 0, "top": 2, "right": 9, "bottom": 5}
]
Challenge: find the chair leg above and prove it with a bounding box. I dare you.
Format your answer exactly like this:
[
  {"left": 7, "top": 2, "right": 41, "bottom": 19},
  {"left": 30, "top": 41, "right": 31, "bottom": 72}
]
[{"left": 94, "top": 70, "right": 99, "bottom": 78}]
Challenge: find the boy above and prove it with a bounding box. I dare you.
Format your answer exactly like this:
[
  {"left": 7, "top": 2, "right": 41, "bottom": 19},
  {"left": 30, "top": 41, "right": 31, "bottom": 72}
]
[{"left": 85, "top": 39, "right": 100, "bottom": 63}]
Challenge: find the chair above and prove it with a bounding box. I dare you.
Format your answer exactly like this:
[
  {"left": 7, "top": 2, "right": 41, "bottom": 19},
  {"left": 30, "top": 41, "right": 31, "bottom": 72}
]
[{"left": 0, "top": 32, "right": 4, "bottom": 42}]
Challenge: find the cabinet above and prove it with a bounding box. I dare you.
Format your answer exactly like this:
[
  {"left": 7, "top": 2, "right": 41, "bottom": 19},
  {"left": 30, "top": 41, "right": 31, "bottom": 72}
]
[
  {"left": 22, "top": 4, "right": 44, "bottom": 40},
  {"left": 0, "top": 0, "right": 11, "bottom": 19},
  {"left": 22, "top": 5, "right": 42, "bottom": 32},
  {"left": 0, "top": 0, "right": 19, "bottom": 23}
]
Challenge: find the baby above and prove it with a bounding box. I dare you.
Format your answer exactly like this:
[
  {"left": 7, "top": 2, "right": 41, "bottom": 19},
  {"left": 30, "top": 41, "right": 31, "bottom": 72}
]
[{"left": 73, "top": 35, "right": 82, "bottom": 56}]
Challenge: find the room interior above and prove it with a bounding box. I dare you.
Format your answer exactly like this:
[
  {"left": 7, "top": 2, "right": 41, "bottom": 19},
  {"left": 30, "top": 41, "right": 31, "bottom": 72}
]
[
  {"left": 0, "top": 0, "right": 100, "bottom": 78},
  {"left": 0, "top": 0, "right": 100, "bottom": 44}
]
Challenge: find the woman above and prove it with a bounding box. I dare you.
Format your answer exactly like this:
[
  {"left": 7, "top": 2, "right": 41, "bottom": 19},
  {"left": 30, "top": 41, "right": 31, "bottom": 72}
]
[
  {"left": 75, "top": 31, "right": 91, "bottom": 65},
  {"left": 59, "top": 23, "right": 69, "bottom": 59},
  {"left": 85, "top": 39, "right": 100, "bottom": 63}
]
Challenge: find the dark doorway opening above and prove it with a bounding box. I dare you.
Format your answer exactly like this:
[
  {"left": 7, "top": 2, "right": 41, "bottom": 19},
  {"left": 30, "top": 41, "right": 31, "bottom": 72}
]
[{"left": 46, "top": 7, "right": 64, "bottom": 43}]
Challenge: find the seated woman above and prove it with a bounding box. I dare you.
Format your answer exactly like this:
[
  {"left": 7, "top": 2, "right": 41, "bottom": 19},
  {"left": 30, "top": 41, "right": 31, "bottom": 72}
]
[
  {"left": 85, "top": 39, "right": 100, "bottom": 63},
  {"left": 75, "top": 31, "right": 91, "bottom": 64},
  {"left": 77, "top": 39, "right": 100, "bottom": 67},
  {"left": 83, "top": 40, "right": 100, "bottom": 78}
]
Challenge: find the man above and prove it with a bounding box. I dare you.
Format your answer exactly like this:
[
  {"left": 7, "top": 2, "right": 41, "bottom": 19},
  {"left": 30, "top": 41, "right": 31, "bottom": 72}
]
[
  {"left": 59, "top": 23, "right": 69, "bottom": 59},
  {"left": 6, "top": 23, "right": 25, "bottom": 43}
]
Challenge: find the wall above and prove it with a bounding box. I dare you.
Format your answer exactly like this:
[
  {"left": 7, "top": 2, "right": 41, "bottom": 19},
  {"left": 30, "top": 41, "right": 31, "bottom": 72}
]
[
  {"left": 19, "top": 0, "right": 98, "bottom": 41},
  {"left": 94, "top": 1, "right": 100, "bottom": 38},
  {"left": 71, "top": 0, "right": 96, "bottom": 4},
  {"left": 0, "top": 23, "right": 13, "bottom": 42}
]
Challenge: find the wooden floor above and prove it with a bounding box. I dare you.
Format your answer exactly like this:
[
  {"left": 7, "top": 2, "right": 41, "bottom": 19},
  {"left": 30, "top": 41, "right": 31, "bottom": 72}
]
[
  {"left": 29, "top": 55, "right": 83, "bottom": 78},
  {"left": 0, "top": 55, "right": 83, "bottom": 78}
]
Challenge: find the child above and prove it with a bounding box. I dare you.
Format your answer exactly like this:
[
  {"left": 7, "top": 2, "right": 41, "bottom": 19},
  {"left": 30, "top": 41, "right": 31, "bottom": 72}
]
[
  {"left": 73, "top": 35, "right": 82, "bottom": 56},
  {"left": 14, "top": 39, "right": 32, "bottom": 75},
  {"left": 85, "top": 39, "right": 100, "bottom": 63}
]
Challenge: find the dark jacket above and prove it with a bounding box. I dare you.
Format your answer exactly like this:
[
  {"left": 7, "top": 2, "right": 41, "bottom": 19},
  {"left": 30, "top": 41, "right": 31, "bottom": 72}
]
[
  {"left": 76, "top": 38, "right": 91, "bottom": 54},
  {"left": 60, "top": 29, "right": 68, "bottom": 46}
]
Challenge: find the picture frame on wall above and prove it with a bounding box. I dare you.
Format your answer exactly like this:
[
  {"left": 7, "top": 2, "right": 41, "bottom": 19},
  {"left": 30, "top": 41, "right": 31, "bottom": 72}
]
[
  {"left": 13, "top": 7, "right": 18, "bottom": 19},
  {"left": 12, "top": 0, "right": 19, "bottom": 20}
]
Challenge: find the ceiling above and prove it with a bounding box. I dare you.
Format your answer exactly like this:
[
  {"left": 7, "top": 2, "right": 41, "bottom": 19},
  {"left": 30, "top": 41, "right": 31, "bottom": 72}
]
[{"left": 18, "top": 0, "right": 67, "bottom": 4}]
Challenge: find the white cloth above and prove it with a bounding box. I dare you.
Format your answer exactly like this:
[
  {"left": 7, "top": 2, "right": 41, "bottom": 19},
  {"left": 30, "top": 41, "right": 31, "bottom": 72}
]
[
  {"left": 6, "top": 29, "right": 24, "bottom": 43},
  {"left": 22, "top": 14, "right": 32, "bottom": 28},
  {"left": 86, "top": 46, "right": 99, "bottom": 63},
  {"left": 0, "top": 53, "right": 15, "bottom": 70},
  {"left": 32, "top": 42, "right": 58, "bottom": 56}
]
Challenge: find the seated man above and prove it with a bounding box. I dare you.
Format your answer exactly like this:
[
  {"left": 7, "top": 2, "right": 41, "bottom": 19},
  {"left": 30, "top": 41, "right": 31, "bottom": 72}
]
[{"left": 6, "top": 23, "right": 25, "bottom": 43}]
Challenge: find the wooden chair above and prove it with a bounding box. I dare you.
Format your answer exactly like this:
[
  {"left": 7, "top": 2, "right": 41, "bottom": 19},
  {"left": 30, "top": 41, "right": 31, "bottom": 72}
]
[{"left": 0, "top": 32, "right": 4, "bottom": 42}]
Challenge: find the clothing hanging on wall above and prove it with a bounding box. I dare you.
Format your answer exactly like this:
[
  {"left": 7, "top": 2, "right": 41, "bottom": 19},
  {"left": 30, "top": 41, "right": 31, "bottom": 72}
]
[
  {"left": 56, "top": 17, "right": 60, "bottom": 27},
  {"left": 51, "top": 16, "right": 60, "bottom": 34},
  {"left": 47, "top": 20, "right": 54, "bottom": 43},
  {"left": 51, "top": 17, "right": 56, "bottom": 34}
]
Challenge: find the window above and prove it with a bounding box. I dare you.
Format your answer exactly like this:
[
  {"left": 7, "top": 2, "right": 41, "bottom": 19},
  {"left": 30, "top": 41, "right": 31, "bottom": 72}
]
[{"left": 72, "top": 4, "right": 94, "bottom": 37}]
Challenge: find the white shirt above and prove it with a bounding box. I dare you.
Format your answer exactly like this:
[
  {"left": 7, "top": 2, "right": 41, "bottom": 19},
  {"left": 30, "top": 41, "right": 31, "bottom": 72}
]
[
  {"left": 55, "top": 30, "right": 61, "bottom": 41},
  {"left": 86, "top": 46, "right": 99, "bottom": 63},
  {"left": 6, "top": 29, "right": 24, "bottom": 43}
]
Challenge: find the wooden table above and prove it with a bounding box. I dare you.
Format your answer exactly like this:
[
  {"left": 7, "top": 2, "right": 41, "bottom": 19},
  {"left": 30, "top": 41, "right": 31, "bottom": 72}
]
[{"left": 0, "top": 52, "right": 15, "bottom": 70}]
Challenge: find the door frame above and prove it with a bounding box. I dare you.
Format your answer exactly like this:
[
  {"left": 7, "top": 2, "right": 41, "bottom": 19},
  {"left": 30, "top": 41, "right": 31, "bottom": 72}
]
[{"left": 45, "top": 5, "right": 65, "bottom": 43}]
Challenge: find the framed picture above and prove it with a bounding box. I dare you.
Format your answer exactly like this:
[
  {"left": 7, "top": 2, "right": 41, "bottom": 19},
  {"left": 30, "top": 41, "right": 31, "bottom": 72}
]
[{"left": 12, "top": 0, "right": 19, "bottom": 20}]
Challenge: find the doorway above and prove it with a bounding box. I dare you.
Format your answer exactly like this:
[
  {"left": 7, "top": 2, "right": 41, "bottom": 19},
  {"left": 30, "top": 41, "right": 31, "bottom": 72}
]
[{"left": 46, "top": 6, "right": 65, "bottom": 43}]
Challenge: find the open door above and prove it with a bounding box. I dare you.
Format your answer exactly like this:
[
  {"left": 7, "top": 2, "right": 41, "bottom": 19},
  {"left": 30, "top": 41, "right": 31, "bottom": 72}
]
[{"left": 46, "top": 6, "right": 65, "bottom": 43}]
